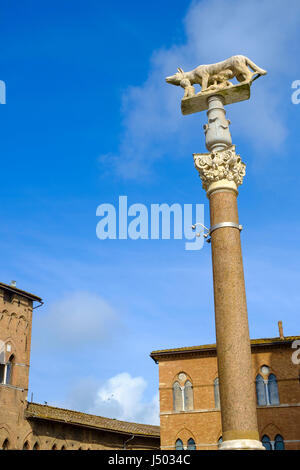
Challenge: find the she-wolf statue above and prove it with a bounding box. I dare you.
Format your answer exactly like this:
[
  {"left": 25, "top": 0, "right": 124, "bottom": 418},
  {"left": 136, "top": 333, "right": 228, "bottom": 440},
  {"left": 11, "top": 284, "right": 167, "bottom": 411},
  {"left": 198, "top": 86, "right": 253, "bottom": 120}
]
[{"left": 165, "top": 55, "right": 267, "bottom": 95}]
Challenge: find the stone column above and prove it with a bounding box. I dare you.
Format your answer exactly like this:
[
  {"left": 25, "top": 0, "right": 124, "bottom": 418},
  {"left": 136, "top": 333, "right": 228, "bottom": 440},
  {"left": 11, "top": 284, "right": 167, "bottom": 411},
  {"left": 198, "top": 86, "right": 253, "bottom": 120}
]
[{"left": 194, "top": 95, "right": 264, "bottom": 450}]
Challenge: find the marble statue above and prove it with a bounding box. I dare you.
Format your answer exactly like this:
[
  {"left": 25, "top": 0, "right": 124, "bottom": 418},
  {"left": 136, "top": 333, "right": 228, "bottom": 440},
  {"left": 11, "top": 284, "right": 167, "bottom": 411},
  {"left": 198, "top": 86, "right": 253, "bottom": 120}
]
[{"left": 165, "top": 55, "right": 267, "bottom": 97}]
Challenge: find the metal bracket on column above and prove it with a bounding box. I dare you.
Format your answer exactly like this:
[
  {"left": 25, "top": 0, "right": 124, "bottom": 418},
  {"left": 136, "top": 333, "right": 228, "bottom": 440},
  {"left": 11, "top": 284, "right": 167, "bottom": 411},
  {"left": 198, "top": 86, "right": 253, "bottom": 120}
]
[
  {"left": 210, "top": 222, "right": 243, "bottom": 234},
  {"left": 191, "top": 222, "right": 210, "bottom": 240},
  {"left": 192, "top": 221, "right": 243, "bottom": 244},
  {"left": 207, "top": 222, "right": 243, "bottom": 243}
]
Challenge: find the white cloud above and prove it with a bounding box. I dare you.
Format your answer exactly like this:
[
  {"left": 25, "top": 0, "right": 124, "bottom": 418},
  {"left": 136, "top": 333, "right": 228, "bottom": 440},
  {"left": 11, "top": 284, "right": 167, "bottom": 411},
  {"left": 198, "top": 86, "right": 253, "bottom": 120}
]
[
  {"left": 87, "top": 372, "right": 159, "bottom": 425},
  {"left": 101, "top": 0, "right": 300, "bottom": 180},
  {"left": 36, "top": 291, "right": 121, "bottom": 350}
]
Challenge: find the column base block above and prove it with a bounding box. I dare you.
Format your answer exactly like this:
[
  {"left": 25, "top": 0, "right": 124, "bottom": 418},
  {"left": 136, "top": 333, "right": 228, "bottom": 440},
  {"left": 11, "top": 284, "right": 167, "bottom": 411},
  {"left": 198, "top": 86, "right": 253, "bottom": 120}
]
[
  {"left": 219, "top": 439, "right": 265, "bottom": 450},
  {"left": 181, "top": 82, "right": 251, "bottom": 115}
]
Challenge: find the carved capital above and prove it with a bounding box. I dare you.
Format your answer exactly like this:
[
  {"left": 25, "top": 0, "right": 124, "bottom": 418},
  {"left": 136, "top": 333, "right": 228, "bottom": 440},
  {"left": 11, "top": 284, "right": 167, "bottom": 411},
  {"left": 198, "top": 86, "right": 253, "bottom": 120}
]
[{"left": 193, "top": 145, "right": 246, "bottom": 195}]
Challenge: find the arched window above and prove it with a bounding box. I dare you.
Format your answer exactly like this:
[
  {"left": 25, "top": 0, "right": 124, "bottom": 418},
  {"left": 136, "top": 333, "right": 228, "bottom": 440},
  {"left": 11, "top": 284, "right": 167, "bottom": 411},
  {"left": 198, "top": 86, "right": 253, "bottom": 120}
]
[
  {"left": 51, "top": 444, "right": 57, "bottom": 450},
  {"left": 173, "top": 378, "right": 194, "bottom": 412},
  {"left": 218, "top": 436, "right": 223, "bottom": 445},
  {"left": 2, "top": 438, "right": 9, "bottom": 450},
  {"left": 183, "top": 381, "right": 194, "bottom": 411},
  {"left": 0, "top": 354, "right": 14, "bottom": 386},
  {"left": 175, "top": 439, "right": 183, "bottom": 450},
  {"left": 214, "top": 378, "right": 220, "bottom": 409},
  {"left": 274, "top": 435, "right": 285, "bottom": 450},
  {"left": 5, "top": 355, "right": 14, "bottom": 385},
  {"left": 33, "top": 442, "right": 39, "bottom": 450},
  {"left": 61, "top": 445, "right": 66, "bottom": 450},
  {"left": 256, "top": 373, "right": 280, "bottom": 406},
  {"left": 262, "top": 435, "right": 272, "bottom": 450},
  {"left": 268, "top": 374, "right": 279, "bottom": 405},
  {"left": 0, "top": 363, "right": 4, "bottom": 384},
  {"left": 23, "top": 441, "right": 30, "bottom": 450},
  {"left": 187, "top": 438, "right": 196, "bottom": 450},
  {"left": 173, "top": 382, "right": 183, "bottom": 411},
  {"left": 256, "top": 374, "right": 267, "bottom": 405}
]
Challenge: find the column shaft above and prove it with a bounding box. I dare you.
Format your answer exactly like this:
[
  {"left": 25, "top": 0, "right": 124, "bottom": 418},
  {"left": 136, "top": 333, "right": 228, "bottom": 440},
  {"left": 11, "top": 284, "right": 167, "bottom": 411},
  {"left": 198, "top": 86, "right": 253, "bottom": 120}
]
[{"left": 209, "top": 189, "right": 259, "bottom": 442}]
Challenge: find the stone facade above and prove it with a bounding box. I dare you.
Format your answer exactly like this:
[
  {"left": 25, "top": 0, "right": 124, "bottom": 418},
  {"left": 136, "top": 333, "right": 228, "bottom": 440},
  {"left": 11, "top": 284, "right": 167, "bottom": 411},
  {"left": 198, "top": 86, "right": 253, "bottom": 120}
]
[
  {"left": 151, "top": 335, "right": 300, "bottom": 450},
  {"left": 0, "top": 282, "right": 160, "bottom": 450}
]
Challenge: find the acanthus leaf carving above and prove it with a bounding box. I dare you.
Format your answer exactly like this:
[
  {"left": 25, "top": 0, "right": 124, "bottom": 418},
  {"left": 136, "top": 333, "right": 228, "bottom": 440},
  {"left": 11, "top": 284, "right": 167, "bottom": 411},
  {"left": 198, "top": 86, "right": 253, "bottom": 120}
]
[{"left": 193, "top": 145, "right": 246, "bottom": 191}]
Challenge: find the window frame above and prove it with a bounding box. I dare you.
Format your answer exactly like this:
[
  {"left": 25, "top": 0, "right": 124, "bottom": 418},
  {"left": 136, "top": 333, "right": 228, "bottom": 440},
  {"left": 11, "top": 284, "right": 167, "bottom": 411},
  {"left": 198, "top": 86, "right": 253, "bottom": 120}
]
[
  {"left": 183, "top": 380, "right": 194, "bottom": 411},
  {"left": 261, "top": 434, "right": 285, "bottom": 450},
  {"left": 2, "top": 438, "right": 10, "bottom": 450},
  {"left": 262, "top": 435, "right": 272, "bottom": 450},
  {"left": 175, "top": 439, "right": 183, "bottom": 450},
  {"left": 268, "top": 374, "right": 280, "bottom": 405},
  {"left": 187, "top": 438, "right": 196, "bottom": 450},
  {"left": 0, "top": 355, "right": 14, "bottom": 386},
  {"left": 256, "top": 371, "right": 280, "bottom": 406},
  {"left": 214, "top": 377, "right": 220, "bottom": 409},
  {"left": 23, "top": 441, "right": 30, "bottom": 450},
  {"left": 173, "top": 378, "right": 194, "bottom": 412},
  {"left": 173, "top": 381, "right": 183, "bottom": 412},
  {"left": 274, "top": 434, "right": 285, "bottom": 450}
]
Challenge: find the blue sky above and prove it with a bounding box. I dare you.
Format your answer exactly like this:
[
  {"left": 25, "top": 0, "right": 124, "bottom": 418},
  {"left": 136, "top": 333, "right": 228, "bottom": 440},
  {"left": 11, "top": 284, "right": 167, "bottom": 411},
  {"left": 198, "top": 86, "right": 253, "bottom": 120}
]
[{"left": 0, "top": 0, "right": 300, "bottom": 424}]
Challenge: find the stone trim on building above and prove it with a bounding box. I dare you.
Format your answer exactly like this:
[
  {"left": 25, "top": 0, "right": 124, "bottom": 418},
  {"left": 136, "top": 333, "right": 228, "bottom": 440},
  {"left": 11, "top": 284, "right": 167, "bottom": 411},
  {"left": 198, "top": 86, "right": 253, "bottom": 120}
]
[{"left": 150, "top": 336, "right": 300, "bottom": 362}]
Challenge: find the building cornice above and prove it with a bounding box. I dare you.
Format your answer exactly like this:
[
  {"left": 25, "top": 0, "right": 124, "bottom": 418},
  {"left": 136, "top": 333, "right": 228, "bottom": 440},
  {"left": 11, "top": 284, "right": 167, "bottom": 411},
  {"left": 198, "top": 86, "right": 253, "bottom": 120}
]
[
  {"left": 150, "top": 336, "right": 300, "bottom": 363},
  {"left": 0, "top": 281, "right": 42, "bottom": 303}
]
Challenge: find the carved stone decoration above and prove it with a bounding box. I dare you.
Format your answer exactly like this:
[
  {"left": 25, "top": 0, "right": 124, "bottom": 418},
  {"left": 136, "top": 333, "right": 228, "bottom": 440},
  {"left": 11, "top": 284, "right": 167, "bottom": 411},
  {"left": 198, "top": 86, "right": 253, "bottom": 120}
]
[
  {"left": 193, "top": 145, "right": 246, "bottom": 193},
  {"left": 204, "top": 95, "right": 232, "bottom": 151},
  {"left": 178, "top": 372, "right": 187, "bottom": 382}
]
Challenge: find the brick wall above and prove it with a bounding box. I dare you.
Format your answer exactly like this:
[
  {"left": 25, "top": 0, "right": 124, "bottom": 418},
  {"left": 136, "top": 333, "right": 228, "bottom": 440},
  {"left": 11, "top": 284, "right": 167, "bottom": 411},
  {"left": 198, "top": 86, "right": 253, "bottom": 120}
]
[{"left": 156, "top": 342, "right": 300, "bottom": 450}]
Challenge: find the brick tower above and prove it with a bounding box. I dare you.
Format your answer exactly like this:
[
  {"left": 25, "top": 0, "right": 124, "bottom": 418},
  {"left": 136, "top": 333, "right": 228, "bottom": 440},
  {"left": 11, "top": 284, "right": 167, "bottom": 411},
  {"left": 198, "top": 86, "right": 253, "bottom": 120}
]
[{"left": 0, "top": 281, "right": 42, "bottom": 449}]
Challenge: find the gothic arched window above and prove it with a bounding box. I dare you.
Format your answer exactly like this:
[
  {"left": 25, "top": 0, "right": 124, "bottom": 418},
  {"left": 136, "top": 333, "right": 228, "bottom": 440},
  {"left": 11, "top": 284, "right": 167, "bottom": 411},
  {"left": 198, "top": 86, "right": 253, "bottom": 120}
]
[
  {"left": 173, "top": 381, "right": 183, "bottom": 411},
  {"left": 256, "top": 372, "right": 280, "bottom": 406},
  {"left": 2, "top": 438, "right": 9, "bottom": 450},
  {"left": 175, "top": 439, "right": 183, "bottom": 450},
  {"left": 173, "top": 379, "right": 194, "bottom": 411},
  {"left": 183, "top": 381, "right": 194, "bottom": 411},
  {"left": 5, "top": 355, "right": 14, "bottom": 385},
  {"left": 274, "top": 435, "right": 285, "bottom": 450},
  {"left": 268, "top": 374, "right": 279, "bottom": 405},
  {"left": 256, "top": 374, "right": 267, "bottom": 405},
  {"left": 0, "top": 363, "right": 4, "bottom": 384},
  {"left": 0, "top": 354, "right": 14, "bottom": 385},
  {"left": 187, "top": 438, "right": 196, "bottom": 450},
  {"left": 262, "top": 435, "right": 272, "bottom": 450},
  {"left": 214, "top": 378, "right": 220, "bottom": 409}
]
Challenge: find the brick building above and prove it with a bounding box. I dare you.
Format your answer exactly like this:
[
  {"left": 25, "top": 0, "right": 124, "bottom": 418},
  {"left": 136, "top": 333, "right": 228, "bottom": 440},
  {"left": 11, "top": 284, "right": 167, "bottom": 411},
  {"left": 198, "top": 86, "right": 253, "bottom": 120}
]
[
  {"left": 0, "top": 282, "right": 160, "bottom": 450},
  {"left": 151, "top": 331, "right": 300, "bottom": 450},
  {"left": 1, "top": 278, "right": 299, "bottom": 451}
]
